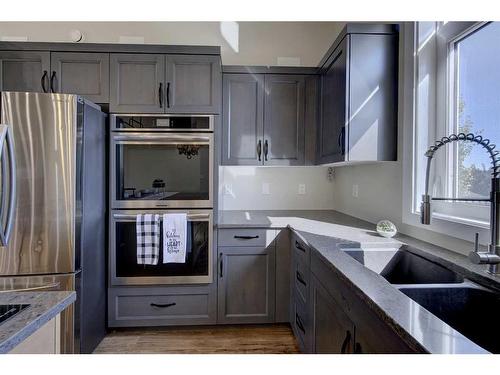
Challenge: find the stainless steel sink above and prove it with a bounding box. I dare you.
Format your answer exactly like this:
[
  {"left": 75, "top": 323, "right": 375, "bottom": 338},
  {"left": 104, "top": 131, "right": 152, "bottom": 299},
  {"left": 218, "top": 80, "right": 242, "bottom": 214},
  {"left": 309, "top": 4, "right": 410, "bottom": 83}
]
[
  {"left": 399, "top": 285, "right": 500, "bottom": 353},
  {"left": 343, "top": 248, "right": 464, "bottom": 284}
]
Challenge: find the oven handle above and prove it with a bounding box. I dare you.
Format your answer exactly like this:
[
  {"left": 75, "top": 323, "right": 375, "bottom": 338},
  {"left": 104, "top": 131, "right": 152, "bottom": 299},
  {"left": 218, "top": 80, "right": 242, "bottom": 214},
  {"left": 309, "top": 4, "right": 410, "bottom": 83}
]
[
  {"left": 112, "top": 213, "right": 211, "bottom": 221},
  {"left": 113, "top": 134, "right": 212, "bottom": 143}
]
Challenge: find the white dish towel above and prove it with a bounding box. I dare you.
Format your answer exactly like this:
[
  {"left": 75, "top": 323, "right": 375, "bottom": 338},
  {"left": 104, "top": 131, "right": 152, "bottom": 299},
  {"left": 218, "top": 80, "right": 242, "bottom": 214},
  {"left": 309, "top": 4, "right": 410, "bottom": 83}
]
[{"left": 162, "top": 213, "right": 187, "bottom": 263}]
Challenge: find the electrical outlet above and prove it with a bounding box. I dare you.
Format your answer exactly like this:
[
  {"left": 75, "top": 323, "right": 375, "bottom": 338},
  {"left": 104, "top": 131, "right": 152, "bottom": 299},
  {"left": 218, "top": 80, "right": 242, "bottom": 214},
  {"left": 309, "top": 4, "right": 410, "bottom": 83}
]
[
  {"left": 224, "top": 184, "right": 233, "bottom": 196},
  {"left": 298, "top": 184, "right": 306, "bottom": 195},
  {"left": 262, "top": 182, "right": 270, "bottom": 195},
  {"left": 352, "top": 184, "right": 359, "bottom": 198}
]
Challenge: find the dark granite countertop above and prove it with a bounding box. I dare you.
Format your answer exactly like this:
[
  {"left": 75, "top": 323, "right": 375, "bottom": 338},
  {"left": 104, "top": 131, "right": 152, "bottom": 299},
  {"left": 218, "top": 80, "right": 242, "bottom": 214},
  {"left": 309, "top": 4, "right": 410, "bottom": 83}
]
[
  {"left": 218, "top": 210, "right": 500, "bottom": 354},
  {"left": 0, "top": 291, "right": 76, "bottom": 353}
]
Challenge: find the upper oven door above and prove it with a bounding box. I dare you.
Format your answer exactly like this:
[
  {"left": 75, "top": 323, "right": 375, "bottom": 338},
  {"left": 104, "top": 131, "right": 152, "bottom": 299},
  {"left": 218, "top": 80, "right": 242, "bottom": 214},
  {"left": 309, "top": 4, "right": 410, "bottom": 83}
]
[
  {"left": 111, "top": 132, "right": 213, "bottom": 209},
  {"left": 111, "top": 114, "right": 214, "bottom": 132}
]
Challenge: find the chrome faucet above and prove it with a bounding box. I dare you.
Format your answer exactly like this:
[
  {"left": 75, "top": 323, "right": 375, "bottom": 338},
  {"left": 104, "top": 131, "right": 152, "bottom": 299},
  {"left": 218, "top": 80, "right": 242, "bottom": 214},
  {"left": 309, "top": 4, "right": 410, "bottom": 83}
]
[{"left": 420, "top": 133, "right": 500, "bottom": 275}]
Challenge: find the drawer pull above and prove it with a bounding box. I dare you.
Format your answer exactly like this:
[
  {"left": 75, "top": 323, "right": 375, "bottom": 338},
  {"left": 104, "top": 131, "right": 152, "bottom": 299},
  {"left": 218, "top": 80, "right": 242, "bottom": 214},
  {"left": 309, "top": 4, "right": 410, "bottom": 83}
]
[
  {"left": 296, "top": 271, "right": 307, "bottom": 286},
  {"left": 295, "top": 313, "right": 306, "bottom": 334},
  {"left": 234, "top": 235, "right": 259, "bottom": 240},
  {"left": 150, "top": 302, "right": 176, "bottom": 308},
  {"left": 295, "top": 240, "right": 306, "bottom": 252}
]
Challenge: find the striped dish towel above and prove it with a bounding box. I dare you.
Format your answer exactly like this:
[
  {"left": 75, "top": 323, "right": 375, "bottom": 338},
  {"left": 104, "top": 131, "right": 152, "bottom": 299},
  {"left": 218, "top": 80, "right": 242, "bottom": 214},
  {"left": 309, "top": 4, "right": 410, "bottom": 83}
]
[{"left": 136, "top": 214, "right": 160, "bottom": 265}]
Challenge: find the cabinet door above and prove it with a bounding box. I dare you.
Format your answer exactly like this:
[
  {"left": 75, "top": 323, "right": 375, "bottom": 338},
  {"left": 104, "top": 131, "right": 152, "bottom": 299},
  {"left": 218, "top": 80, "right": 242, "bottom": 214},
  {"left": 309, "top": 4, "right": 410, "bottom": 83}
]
[
  {"left": 110, "top": 53, "right": 164, "bottom": 113},
  {"left": 310, "top": 274, "right": 354, "bottom": 353},
  {"left": 165, "top": 55, "right": 221, "bottom": 113},
  {"left": 222, "top": 73, "right": 264, "bottom": 165},
  {"left": 217, "top": 246, "right": 276, "bottom": 324},
  {"left": 0, "top": 51, "right": 50, "bottom": 93},
  {"left": 50, "top": 52, "right": 109, "bottom": 103},
  {"left": 263, "top": 75, "right": 305, "bottom": 166},
  {"left": 318, "top": 36, "right": 349, "bottom": 164}
]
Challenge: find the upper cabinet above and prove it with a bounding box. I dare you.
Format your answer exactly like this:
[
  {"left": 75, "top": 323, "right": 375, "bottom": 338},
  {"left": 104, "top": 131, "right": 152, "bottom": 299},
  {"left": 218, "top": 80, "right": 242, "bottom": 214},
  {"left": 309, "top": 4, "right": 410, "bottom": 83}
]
[
  {"left": 318, "top": 24, "right": 398, "bottom": 164},
  {"left": 222, "top": 73, "right": 264, "bottom": 165},
  {"left": 50, "top": 52, "right": 109, "bottom": 103},
  {"left": 110, "top": 53, "right": 221, "bottom": 114},
  {"left": 166, "top": 55, "right": 221, "bottom": 113},
  {"left": 110, "top": 53, "right": 165, "bottom": 113},
  {"left": 222, "top": 69, "right": 316, "bottom": 166},
  {"left": 264, "top": 75, "right": 305, "bottom": 166},
  {"left": 318, "top": 38, "right": 348, "bottom": 164},
  {"left": 0, "top": 51, "right": 50, "bottom": 93}
]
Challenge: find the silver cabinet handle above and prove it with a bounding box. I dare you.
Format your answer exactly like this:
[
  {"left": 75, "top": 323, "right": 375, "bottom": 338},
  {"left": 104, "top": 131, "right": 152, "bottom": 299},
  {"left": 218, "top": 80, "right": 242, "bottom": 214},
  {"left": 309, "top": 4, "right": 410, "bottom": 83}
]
[{"left": 0, "top": 125, "right": 16, "bottom": 246}]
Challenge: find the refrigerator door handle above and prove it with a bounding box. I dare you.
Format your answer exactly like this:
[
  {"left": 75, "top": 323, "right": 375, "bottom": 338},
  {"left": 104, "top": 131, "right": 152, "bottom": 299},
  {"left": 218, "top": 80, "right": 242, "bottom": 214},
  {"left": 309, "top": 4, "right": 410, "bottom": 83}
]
[{"left": 0, "top": 125, "right": 17, "bottom": 246}]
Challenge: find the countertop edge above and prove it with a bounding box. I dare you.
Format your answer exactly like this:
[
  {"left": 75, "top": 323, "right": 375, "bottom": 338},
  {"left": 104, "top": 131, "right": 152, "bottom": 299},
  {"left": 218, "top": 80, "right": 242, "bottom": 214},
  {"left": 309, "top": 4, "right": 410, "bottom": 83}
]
[{"left": 0, "top": 291, "right": 76, "bottom": 354}]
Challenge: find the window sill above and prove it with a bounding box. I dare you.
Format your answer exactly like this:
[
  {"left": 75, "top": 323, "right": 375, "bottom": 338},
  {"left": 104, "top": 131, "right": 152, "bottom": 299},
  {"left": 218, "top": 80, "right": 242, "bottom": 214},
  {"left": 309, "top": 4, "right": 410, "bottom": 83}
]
[{"left": 402, "top": 210, "right": 490, "bottom": 245}]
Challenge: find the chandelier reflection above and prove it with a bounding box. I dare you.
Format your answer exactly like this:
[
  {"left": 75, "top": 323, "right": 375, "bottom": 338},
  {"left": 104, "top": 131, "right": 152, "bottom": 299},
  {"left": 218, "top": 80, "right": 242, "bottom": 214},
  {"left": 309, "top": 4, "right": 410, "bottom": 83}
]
[{"left": 177, "top": 144, "right": 200, "bottom": 159}]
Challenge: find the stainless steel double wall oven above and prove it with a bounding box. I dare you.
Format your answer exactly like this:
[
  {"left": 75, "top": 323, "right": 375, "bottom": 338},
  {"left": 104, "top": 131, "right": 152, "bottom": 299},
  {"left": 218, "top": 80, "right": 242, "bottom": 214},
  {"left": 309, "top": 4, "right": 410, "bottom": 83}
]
[{"left": 110, "top": 114, "right": 214, "bottom": 285}]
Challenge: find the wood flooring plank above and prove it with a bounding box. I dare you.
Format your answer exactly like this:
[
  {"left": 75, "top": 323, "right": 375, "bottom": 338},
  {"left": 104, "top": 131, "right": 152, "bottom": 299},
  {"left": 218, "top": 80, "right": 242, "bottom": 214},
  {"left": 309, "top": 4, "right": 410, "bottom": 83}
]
[{"left": 93, "top": 324, "right": 300, "bottom": 354}]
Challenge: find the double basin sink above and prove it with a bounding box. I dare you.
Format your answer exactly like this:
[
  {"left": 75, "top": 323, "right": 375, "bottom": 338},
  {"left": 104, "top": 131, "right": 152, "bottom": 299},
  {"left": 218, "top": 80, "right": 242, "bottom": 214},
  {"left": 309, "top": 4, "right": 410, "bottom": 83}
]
[{"left": 343, "top": 246, "right": 500, "bottom": 353}]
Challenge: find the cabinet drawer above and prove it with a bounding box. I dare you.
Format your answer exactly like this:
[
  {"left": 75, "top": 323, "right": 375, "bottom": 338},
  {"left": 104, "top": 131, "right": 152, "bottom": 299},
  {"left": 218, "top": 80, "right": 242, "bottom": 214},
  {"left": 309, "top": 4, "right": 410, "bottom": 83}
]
[
  {"left": 108, "top": 286, "right": 216, "bottom": 327},
  {"left": 218, "top": 228, "right": 275, "bottom": 247},
  {"left": 294, "top": 257, "right": 310, "bottom": 305},
  {"left": 293, "top": 297, "right": 311, "bottom": 353},
  {"left": 291, "top": 232, "right": 310, "bottom": 266}
]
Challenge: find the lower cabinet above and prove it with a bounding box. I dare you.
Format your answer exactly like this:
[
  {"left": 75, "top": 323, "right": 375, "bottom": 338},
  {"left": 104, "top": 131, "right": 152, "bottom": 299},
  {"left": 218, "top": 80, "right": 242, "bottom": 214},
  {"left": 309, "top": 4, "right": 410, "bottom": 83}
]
[
  {"left": 217, "top": 246, "right": 276, "bottom": 324},
  {"left": 310, "top": 274, "right": 355, "bottom": 354},
  {"left": 10, "top": 314, "right": 61, "bottom": 354},
  {"left": 108, "top": 285, "right": 217, "bottom": 327},
  {"left": 289, "top": 233, "right": 417, "bottom": 354}
]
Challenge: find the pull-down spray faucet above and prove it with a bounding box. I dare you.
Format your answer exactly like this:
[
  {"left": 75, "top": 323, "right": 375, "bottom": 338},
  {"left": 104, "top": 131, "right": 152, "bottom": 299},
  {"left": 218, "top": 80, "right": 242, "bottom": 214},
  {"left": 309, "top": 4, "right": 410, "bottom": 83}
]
[{"left": 421, "top": 133, "right": 500, "bottom": 274}]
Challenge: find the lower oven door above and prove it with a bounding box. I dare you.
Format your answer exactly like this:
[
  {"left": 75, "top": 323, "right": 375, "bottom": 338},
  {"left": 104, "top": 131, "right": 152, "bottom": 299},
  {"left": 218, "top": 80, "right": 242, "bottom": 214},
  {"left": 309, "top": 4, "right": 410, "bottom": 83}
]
[{"left": 110, "top": 209, "right": 213, "bottom": 286}]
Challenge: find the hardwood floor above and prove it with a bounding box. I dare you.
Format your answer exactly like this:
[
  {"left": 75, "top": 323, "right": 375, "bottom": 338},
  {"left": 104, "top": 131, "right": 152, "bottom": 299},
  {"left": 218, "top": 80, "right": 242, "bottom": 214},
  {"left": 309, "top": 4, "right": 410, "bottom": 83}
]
[{"left": 93, "top": 324, "right": 300, "bottom": 354}]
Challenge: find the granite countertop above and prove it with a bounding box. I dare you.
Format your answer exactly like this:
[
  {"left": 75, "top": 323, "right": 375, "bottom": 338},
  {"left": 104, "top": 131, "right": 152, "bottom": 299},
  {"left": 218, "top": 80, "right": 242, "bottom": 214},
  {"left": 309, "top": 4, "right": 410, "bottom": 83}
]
[
  {"left": 218, "top": 210, "right": 500, "bottom": 354},
  {"left": 0, "top": 291, "right": 76, "bottom": 353}
]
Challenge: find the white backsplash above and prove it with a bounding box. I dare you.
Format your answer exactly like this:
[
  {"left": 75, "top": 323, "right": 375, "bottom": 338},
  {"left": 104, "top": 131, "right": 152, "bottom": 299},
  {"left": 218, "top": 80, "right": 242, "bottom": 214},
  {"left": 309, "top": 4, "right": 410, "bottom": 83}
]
[{"left": 219, "top": 166, "right": 335, "bottom": 211}]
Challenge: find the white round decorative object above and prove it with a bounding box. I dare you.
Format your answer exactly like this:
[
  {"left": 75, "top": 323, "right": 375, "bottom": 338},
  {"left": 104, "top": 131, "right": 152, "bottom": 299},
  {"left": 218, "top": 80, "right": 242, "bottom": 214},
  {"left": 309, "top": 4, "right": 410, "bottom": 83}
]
[
  {"left": 70, "top": 29, "right": 83, "bottom": 43},
  {"left": 376, "top": 220, "right": 397, "bottom": 238}
]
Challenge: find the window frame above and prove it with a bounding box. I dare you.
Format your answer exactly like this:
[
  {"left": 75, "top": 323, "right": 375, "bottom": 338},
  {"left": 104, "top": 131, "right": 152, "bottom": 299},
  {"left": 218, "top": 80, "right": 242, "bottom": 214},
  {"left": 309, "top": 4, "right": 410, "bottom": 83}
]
[{"left": 402, "top": 22, "right": 492, "bottom": 244}]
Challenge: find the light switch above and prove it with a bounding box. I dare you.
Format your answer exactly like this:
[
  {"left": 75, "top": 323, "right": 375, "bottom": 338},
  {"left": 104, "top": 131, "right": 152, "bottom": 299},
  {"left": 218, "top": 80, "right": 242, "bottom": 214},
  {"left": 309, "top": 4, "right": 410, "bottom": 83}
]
[
  {"left": 298, "top": 184, "right": 306, "bottom": 195},
  {"left": 352, "top": 184, "right": 359, "bottom": 198}
]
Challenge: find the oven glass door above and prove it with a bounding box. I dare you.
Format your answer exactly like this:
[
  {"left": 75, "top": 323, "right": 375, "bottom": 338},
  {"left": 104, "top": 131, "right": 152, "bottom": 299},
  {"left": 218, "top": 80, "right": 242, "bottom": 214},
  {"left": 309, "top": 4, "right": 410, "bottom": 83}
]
[
  {"left": 112, "top": 133, "right": 213, "bottom": 209},
  {"left": 111, "top": 210, "right": 212, "bottom": 285}
]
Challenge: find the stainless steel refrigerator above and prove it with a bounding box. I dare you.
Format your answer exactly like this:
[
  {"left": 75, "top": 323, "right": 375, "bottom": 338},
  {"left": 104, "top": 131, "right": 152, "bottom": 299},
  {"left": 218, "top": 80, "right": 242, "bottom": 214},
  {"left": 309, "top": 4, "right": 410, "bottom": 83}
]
[{"left": 0, "top": 91, "right": 106, "bottom": 354}]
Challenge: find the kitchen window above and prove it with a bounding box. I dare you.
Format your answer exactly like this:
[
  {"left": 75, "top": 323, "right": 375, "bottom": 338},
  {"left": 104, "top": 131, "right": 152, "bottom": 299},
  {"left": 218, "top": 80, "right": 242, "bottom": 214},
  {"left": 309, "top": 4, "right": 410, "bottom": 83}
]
[{"left": 402, "top": 22, "right": 500, "bottom": 242}]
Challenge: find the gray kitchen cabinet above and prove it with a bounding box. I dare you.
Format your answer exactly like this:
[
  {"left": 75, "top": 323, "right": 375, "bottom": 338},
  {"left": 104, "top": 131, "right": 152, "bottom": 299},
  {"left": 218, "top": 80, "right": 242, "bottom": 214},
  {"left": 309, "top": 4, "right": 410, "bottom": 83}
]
[
  {"left": 166, "top": 55, "right": 221, "bottom": 114},
  {"left": 110, "top": 53, "right": 165, "bottom": 113},
  {"left": 0, "top": 51, "right": 50, "bottom": 93},
  {"left": 263, "top": 75, "right": 305, "bottom": 166},
  {"left": 310, "top": 273, "right": 355, "bottom": 353},
  {"left": 50, "top": 52, "right": 109, "bottom": 103},
  {"left": 222, "top": 71, "right": 311, "bottom": 166},
  {"left": 318, "top": 24, "right": 398, "bottom": 164},
  {"left": 108, "top": 285, "right": 217, "bottom": 327},
  {"left": 217, "top": 246, "right": 276, "bottom": 324},
  {"left": 318, "top": 37, "right": 348, "bottom": 164},
  {"left": 275, "top": 229, "right": 291, "bottom": 323},
  {"left": 222, "top": 73, "right": 264, "bottom": 165}
]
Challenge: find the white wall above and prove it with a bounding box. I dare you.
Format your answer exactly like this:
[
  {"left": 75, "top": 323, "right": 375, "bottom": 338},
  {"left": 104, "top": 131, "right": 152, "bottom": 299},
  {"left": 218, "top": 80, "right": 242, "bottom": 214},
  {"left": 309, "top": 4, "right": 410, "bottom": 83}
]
[
  {"left": 219, "top": 166, "right": 335, "bottom": 210},
  {"left": 0, "top": 21, "right": 345, "bottom": 66}
]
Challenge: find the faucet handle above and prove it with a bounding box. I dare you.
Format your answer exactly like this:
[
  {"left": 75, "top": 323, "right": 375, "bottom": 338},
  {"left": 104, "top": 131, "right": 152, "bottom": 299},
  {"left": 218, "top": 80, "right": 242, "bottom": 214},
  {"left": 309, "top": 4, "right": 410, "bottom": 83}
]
[{"left": 474, "top": 232, "right": 479, "bottom": 253}]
